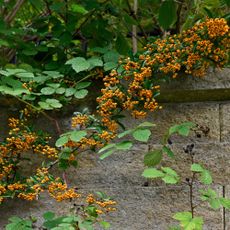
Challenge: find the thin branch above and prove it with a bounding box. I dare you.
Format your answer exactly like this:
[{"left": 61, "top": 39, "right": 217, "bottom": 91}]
[{"left": 4, "top": 0, "right": 25, "bottom": 24}]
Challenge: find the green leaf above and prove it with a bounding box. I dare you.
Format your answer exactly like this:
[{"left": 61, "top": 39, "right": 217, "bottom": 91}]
[
  {"left": 71, "top": 3, "right": 88, "bottom": 14},
  {"left": 38, "top": 101, "right": 53, "bottom": 110},
  {"left": 41, "top": 87, "right": 56, "bottom": 95},
  {"left": 169, "top": 122, "right": 195, "bottom": 136},
  {"left": 142, "top": 168, "right": 165, "bottom": 178},
  {"left": 161, "top": 167, "right": 179, "bottom": 184},
  {"left": 70, "top": 130, "right": 87, "bottom": 142},
  {"left": 65, "top": 88, "right": 76, "bottom": 97},
  {"left": 158, "top": 0, "right": 177, "bottom": 30},
  {"left": 117, "top": 129, "right": 133, "bottom": 138},
  {"left": 74, "top": 89, "right": 88, "bottom": 99},
  {"left": 200, "top": 188, "right": 217, "bottom": 201},
  {"left": 88, "top": 57, "right": 103, "bottom": 69},
  {"left": 55, "top": 87, "right": 65, "bottom": 94},
  {"left": 209, "top": 198, "right": 221, "bottom": 209},
  {"left": 46, "top": 99, "right": 63, "bottom": 108},
  {"left": 138, "top": 122, "right": 156, "bottom": 128},
  {"left": 16, "top": 72, "right": 34, "bottom": 79},
  {"left": 115, "top": 33, "right": 129, "bottom": 55},
  {"left": 144, "top": 150, "right": 163, "bottom": 167},
  {"left": 43, "top": 212, "right": 55, "bottom": 220},
  {"left": 200, "top": 170, "right": 212, "bottom": 185},
  {"left": 132, "top": 129, "right": 151, "bottom": 142},
  {"left": 66, "top": 57, "right": 90, "bottom": 73},
  {"left": 100, "top": 221, "right": 111, "bottom": 229},
  {"left": 55, "top": 136, "right": 69, "bottom": 147},
  {"left": 123, "top": 13, "right": 138, "bottom": 25},
  {"left": 75, "top": 81, "right": 91, "bottom": 89},
  {"left": 98, "top": 143, "right": 116, "bottom": 153},
  {"left": 162, "top": 175, "right": 178, "bottom": 184},
  {"left": 103, "top": 51, "right": 119, "bottom": 63},
  {"left": 173, "top": 211, "right": 192, "bottom": 222},
  {"left": 104, "top": 62, "right": 118, "bottom": 71},
  {"left": 191, "top": 164, "right": 204, "bottom": 172},
  {"left": 0, "top": 39, "right": 9, "bottom": 46},
  {"left": 219, "top": 197, "right": 230, "bottom": 209},
  {"left": 162, "top": 146, "right": 174, "bottom": 158},
  {"left": 115, "top": 141, "right": 133, "bottom": 150},
  {"left": 99, "top": 149, "right": 114, "bottom": 160}
]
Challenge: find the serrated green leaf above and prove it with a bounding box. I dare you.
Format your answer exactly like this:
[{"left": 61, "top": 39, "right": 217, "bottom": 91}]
[
  {"left": 169, "top": 122, "right": 195, "bottom": 136},
  {"left": 74, "top": 89, "right": 88, "bottom": 99},
  {"left": 98, "top": 143, "right": 116, "bottom": 153},
  {"left": 46, "top": 99, "right": 63, "bottom": 108},
  {"left": 162, "top": 146, "right": 174, "bottom": 158},
  {"left": 65, "top": 88, "right": 76, "bottom": 97},
  {"left": 219, "top": 197, "right": 230, "bottom": 209},
  {"left": 88, "top": 57, "right": 103, "bottom": 69},
  {"left": 162, "top": 175, "right": 178, "bottom": 184},
  {"left": 99, "top": 149, "right": 114, "bottom": 160},
  {"left": 209, "top": 198, "right": 221, "bottom": 209},
  {"left": 69, "top": 130, "right": 87, "bottom": 142},
  {"left": 132, "top": 129, "right": 151, "bottom": 142},
  {"left": 104, "top": 62, "right": 118, "bottom": 71},
  {"left": 100, "top": 221, "right": 111, "bottom": 229},
  {"left": 115, "top": 141, "right": 133, "bottom": 150},
  {"left": 142, "top": 168, "right": 165, "bottom": 178},
  {"left": 41, "top": 87, "right": 56, "bottom": 95},
  {"left": 66, "top": 57, "right": 90, "bottom": 73},
  {"left": 103, "top": 51, "right": 119, "bottom": 63},
  {"left": 173, "top": 212, "right": 192, "bottom": 222},
  {"left": 200, "top": 170, "right": 212, "bottom": 185},
  {"left": 55, "top": 136, "right": 69, "bottom": 147},
  {"left": 144, "top": 150, "right": 162, "bottom": 167},
  {"left": 55, "top": 87, "right": 65, "bottom": 94},
  {"left": 38, "top": 101, "right": 53, "bottom": 110},
  {"left": 191, "top": 164, "right": 204, "bottom": 172},
  {"left": 43, "top": 211, "right": 55, "bottom": 220}
]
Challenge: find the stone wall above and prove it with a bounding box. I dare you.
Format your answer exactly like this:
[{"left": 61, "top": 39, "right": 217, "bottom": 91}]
[{"left": 0, "top": 68, "right": 230, "bottom": 229}]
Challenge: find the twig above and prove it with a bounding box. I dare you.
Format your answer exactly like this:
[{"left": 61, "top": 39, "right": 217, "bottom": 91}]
[{"left": 4, "top": 0, "right": 25, "bottom": 24}]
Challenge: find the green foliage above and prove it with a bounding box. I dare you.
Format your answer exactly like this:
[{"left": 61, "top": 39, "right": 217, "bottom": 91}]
[
  {"left": 99, "top": 121, "right": 155, "bottom": 159},
  {"left": 6, "top": 216, "right": 33, "bottom": 230},
  {"left": 169, "top": 122, "right": 195, "bottom": 136},
  {"left": 144, "top": 149, "right": 163, "bottom": 167},
  {"left": 142, "top": 167, "right": 179, "bottom": 184},
  {"left": 191, "top": 164, "right": 212, "bottom": 185},
  {"left": 173, "top": 212, "right": 203, "bottom": 230},
  {"left": 158, "top": 0, "right": 177, "bottom": 30},
  {"left": 55, "top": 130, "right": 87, "bottom": 147}
]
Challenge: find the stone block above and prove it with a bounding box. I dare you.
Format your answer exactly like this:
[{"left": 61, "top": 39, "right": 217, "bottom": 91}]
[
  {"left": 160, "top": 68, "right": 230, "bottom": 91},
  {"left": 122, "top": 103, "right": 220, "bottom": 145},
  {"left": 220, "top": 103, "right": 230, "bottom": 142}
]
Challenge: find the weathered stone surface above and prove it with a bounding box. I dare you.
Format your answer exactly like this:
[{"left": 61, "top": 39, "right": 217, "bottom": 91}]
[
  {"left": 67, "top": 145, "right": 149, "bottom": 188},
  {"left": 66, "top": 142, "right": 229, "bottom": 190},
  {"left": 1, "top": 70, "right": 230, "bottom": 229},
  {"left": 123, "top": 102, "right": 220, "bottom": 144},
  {"left": 220, "top": 103, "right": 230, "bottom": 143},
  {"left": 160, "top": 143, "right": 230, "bottom": 185},
  {"left": 0, "top": 186, "right": 223, "bottom": 230},
  {"left": 160, "top": 68, "right": 230, "bottom": 91}
]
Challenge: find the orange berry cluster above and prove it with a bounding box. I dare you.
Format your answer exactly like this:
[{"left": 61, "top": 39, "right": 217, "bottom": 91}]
[
  {"left": 0, "top": 108, "right": 79, "bottom": 204},
  {"left": 96, "top": 18, "right": 229, "bottom": 133},
  {"left": 64, "top": 18, "right": 229, "bottom": 157},
  {"left": 86, "top": 193, "right": 117, "bottom": 215}
]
